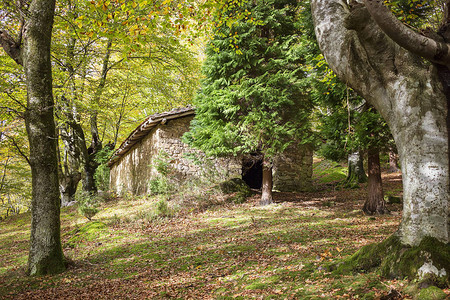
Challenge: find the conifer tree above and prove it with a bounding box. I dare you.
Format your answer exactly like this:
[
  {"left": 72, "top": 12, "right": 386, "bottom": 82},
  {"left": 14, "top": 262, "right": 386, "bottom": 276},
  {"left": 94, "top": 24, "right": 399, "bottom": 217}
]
[{"left": 185, "top": 0, "right": 311, "bottom": 205}]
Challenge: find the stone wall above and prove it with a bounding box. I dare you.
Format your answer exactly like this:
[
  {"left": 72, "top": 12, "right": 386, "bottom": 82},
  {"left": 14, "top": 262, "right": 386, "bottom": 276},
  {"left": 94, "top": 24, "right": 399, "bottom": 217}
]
[
  {"left": 110, "top": 116, "right": 241, "bottom": 195},
  {"left": 273, "top": 143, "right": 313, "bottom": 192},
  {"left": 110, "top": 115, "right": 313, "bottom": 195}
]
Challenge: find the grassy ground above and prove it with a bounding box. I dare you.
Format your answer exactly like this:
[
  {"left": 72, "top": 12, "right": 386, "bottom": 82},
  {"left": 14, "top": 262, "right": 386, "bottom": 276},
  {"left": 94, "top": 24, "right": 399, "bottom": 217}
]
[{"left": 0, "top": 164, "right": 447, "bottom": 299}]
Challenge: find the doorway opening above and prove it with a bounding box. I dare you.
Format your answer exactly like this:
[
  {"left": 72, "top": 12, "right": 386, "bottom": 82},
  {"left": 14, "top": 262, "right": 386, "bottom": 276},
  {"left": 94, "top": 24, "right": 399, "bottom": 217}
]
[{"left": 242, "top": 155, "right": 263, "bottom": 189}]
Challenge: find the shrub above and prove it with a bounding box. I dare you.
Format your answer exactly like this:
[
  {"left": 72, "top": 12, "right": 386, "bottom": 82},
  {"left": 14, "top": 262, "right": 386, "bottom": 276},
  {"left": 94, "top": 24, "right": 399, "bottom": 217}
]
[
  {"left": 148, "top": 175, "right": 171, "bottom": 195},
  {"left": 148, "top": 151, "right": 175, "bottom": 196},
  {"left": 155, "top": 198, "right": 174, "bottom": 217},
  {"left": 219, "top": 178, "right": 253, "bottom": 204},
  {"left": 75, "top": 190, "right": 100, "bottom": 220},
  {"left": 94, "top": 147, "right": 114, "bottom": 192}
]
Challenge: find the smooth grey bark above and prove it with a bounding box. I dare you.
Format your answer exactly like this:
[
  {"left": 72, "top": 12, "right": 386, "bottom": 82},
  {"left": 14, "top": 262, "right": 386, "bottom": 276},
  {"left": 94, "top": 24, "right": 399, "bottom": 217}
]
[
  {"left": 22, "top": 0, "right": 65, "bottom": 275},
  {"left": 260, "top": 157, "right": 273, "bottom": 206},
  {"left": 311, "top": 0, "right": 449, "bottom": 246}
]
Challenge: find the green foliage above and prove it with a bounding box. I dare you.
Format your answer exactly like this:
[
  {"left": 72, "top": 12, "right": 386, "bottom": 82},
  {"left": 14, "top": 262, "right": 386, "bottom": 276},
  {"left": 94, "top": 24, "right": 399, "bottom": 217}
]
[
  {"left": 386, "top": 0, "right": 434, "bottom": 27},
  {"left": 75, "top": 190, "right": 100, "bottom": 220},
  {"left": 219, "top": 178, "right": 253, "bottom": 204},
  {"left": 94, "top": 147, "right": 114, "bottom": 192},
  {"left": 148, "top": 151, "right": 174, "bottom": 195},
  {"left": 153, "top": 151, "right": 171, "bottom": 177},
  {"left": 185, "top": 0, "right": 312, "bottom": 161},
  {"left": 148, "top": 176, "right": 171, "bottom": 196}
]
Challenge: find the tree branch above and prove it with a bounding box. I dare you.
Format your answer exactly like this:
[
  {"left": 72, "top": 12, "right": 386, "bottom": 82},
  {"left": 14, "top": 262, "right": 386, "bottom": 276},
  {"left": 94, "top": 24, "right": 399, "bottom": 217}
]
[
  {"left": 3, "top": 134, "right": 30, "bottom": 166},
  {"left": 0, "top": 28, "right": 22, "bottom": 65},
  {"left": 363, "top": 0, "right": 450, "bottom": 66}
]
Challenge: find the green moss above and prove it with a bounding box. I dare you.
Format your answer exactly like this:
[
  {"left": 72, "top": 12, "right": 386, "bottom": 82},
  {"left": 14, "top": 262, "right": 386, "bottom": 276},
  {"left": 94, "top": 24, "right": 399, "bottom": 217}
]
[
  {"left": 335, "top": 235, "right": 450, "bottom": 287},
  {"left": 416, "top": 286, "right": 447, "bottom": 300},
  {"left": 313, "top": 160, "right": 347, "bottom": 184},
  {"left": 65, "top": 221, "right": 107, "bottom": 247}
]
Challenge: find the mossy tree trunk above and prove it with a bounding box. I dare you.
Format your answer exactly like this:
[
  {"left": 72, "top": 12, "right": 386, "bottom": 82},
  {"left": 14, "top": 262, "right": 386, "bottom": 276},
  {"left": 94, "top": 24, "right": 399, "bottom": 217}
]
[
  {"left": 345, "top": 151, "right": 367, "bottom": 187},
  {"left": 312, "top": 0, "right": 449, "bottom": 282},
  {"left": 260, "top": 156, "right": 273, "bottom": 206},
  {"left": 22, "top": 0, "right": 65, "bottom": 275},
  {"left": 363, "top": 147, "right": 387, "bottom": 215}
]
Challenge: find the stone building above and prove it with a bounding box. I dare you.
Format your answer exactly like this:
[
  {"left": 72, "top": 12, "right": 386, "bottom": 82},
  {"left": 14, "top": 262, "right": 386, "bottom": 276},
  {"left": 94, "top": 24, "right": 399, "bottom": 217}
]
[{"left": 108, "top": 107, "right": 313, "bottom": 195}]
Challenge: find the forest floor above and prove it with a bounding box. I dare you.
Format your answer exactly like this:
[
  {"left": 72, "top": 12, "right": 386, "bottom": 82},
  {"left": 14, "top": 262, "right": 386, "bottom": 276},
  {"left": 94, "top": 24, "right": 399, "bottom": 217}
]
[{"left": 0, "top": 161, "right": 448, "bottom": 299}]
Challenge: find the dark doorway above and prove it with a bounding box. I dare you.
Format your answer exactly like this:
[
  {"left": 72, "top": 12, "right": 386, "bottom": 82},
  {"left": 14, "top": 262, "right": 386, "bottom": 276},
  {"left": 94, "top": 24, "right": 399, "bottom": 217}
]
[{"left": 242, "top": 156, "right": 263, "bottom": 189}]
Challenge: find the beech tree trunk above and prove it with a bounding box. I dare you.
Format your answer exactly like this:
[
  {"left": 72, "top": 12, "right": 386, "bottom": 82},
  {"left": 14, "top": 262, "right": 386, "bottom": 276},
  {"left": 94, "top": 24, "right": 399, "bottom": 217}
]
[
  {"left": 363, "top": 147, "right": 387, "bottom": 215},
  {"left": 345, "top": 151, "right": 367, "bottom": 187},
  {"left": 260, "top": 157, "right": 273, "bottom": 206},
  {"left": 82, "top": 40, "right": 111, "bottom": 194},
  {"left": 311, "top": 0, "right": 449, "bottom": 246},
  {"left": 22, "top": 0, "right": 65, "bottom": 275},
  {"left": 59, "top": 171, "right": 81, "bottom": 206}
]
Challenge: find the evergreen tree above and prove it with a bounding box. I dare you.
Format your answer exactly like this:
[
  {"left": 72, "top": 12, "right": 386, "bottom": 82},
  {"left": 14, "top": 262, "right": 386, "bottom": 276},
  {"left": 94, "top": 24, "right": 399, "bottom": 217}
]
[{"left": 185, "top": 0, "right": 312, "bottom": 205}]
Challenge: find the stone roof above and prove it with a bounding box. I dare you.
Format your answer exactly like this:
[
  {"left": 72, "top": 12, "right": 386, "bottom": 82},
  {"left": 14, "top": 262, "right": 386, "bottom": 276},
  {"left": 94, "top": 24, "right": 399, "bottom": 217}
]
[{"left": 108, "top": 106, "right": 195, "bottom": 167}]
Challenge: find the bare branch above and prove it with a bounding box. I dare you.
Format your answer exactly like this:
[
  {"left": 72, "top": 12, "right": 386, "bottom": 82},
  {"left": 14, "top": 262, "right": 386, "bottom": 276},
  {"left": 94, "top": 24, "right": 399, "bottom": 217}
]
[
  {"left": 364, "top": 0, "right": 450, "bottom": 66},
  {"left": 0, "top": 106, "right": 25, "bottom": 118},
  {"left": 0, "top": 28, "right": 22, "bottom": 65},
  {"left": 2, "top": 134, "right": 30, "bottom": 166},
  {"left": 3, "top": 91, "right": 27, "bottom": 110}
]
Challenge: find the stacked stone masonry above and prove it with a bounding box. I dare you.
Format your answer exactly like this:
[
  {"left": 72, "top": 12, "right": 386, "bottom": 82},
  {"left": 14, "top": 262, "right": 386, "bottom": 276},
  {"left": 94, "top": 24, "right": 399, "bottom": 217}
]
[{"left": 109, "top": 114, "right": 313, "bottom": 195}]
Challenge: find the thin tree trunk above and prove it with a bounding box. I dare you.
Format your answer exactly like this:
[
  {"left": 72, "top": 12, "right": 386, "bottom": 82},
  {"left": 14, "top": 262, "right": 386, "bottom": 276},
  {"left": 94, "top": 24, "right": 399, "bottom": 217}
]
[
  {"left": 83, "top": 39, "right": 112, "bottom": 194},
  {"left": 23, "top": 0, "right": 65, "bottom": 275},
  {"left": 260, "top": 157, "right": 273, "bottom": 206},
  {"left": 388, "top": 147, "right": 400, "bottom": 173},
  {"left": 363, "top": 147, "right": 388, "bottom": 215}
]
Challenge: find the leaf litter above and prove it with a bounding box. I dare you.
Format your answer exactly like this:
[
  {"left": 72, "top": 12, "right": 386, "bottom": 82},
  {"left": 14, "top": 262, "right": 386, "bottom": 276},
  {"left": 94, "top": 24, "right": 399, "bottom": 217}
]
[{"left": 0, "top": 172, "right": 448, "bottom": 299}]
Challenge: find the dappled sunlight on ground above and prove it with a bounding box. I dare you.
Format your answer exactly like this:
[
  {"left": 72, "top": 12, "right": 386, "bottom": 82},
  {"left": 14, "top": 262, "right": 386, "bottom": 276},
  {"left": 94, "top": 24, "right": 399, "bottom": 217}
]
[{"left": 1, "top": 171, "right": 447, "bottom": 299}]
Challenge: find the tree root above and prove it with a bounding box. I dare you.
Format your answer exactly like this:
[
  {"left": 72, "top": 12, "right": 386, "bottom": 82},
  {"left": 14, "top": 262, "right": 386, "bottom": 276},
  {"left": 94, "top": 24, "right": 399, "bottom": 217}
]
[{"left": 333, "top": 235, "right": 450, "bottom": 288}]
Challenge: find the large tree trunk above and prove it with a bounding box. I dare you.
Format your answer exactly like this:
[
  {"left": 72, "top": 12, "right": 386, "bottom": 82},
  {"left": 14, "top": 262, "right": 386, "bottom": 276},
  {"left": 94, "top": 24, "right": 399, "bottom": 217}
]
[
  {"left": 345, "top": 151, "right": 367, "bottom": 187},
  {"left": 311, "top": 0, "right": 449, "bottom": 282},
  {"left": 363, "top": 147, "right": 387, "bottom": 215},
  {"left": 23, "top": 0, "right": 65, "bottom": 275},
  {"left": 312, "top": 0, "right": 449, "bottom": 247},
  {"left": 260, "top": 157, "right": 273, "bottom": 206}
]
